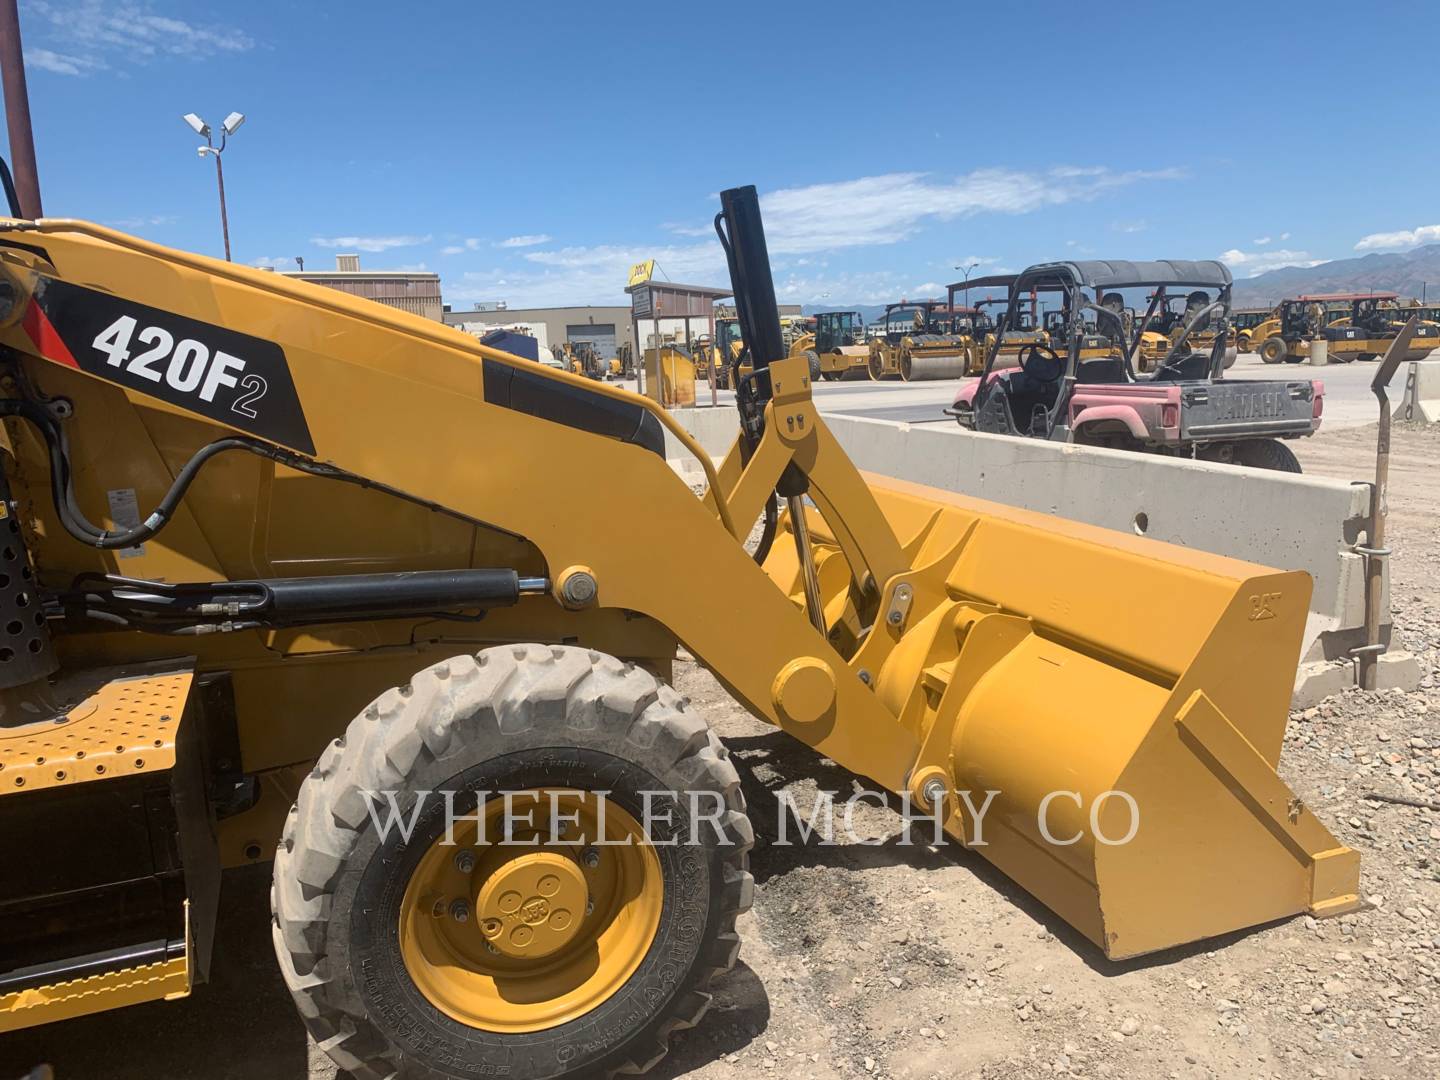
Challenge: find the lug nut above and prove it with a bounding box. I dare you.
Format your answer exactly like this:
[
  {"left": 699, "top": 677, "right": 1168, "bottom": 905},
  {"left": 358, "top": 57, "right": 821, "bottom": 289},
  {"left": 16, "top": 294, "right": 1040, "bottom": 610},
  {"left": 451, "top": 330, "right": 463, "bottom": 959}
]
[
  {"left": 585, "top": 900, "right": 595, "bottom": 916},
  {"left": 449, "top": 899, "right": 470, "bottom": 923},
  {"left": 454, "top": 850, "right": 476, "bottom": 874},
  {"left": 887, "top": 609, "right": 903, "bottom": 626},
  {"left": 429, "top": 895, "right": 447, "bottom": 918},
  {"left": 581, "top": 848, "right": 600, "bottom": 869}
]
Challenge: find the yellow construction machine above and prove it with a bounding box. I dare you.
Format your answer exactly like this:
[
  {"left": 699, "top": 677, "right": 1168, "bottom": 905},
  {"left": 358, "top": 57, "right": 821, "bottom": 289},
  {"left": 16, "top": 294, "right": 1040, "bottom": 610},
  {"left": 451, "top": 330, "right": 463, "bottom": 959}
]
[
  {"left": 867, "top": 301, "right": 974, "bottom": 380},
  {"left": 0, "top": 181, "right": 1361, "bottom": 1078},
  {"left": 696, "top": 313, "right": 746, "bottom": 389},
  {"left": 957, "top": 279, "right": 1099, "bottom": 374},
  {"left": 1243, "top": 293, "right": 1438, "bottom": 365},
  {"left": 1230, "top": 306, "right": 1272, "bottom": 352},
  {"left": 1318, "top": 294, "right": 1440, "bottom": 362},
  {"left": 554, "top": 339, "right": 609, "bottom": 380},
  {"left": 788, "top": 309, "right": 870, "bottom": 381},
  {"left": 1131, "top": 290, "right": 1238, "bottom": 372}
]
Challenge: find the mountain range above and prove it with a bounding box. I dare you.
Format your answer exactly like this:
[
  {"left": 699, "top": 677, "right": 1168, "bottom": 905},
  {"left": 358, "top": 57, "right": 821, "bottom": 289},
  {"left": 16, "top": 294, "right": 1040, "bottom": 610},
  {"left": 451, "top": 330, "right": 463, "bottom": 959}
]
[
  {"left": 801, "top": 245, "right": 1440, "bottom": 321},
  {"left": 1230, "top": 245, "right": 1440, "bottom": 308}
]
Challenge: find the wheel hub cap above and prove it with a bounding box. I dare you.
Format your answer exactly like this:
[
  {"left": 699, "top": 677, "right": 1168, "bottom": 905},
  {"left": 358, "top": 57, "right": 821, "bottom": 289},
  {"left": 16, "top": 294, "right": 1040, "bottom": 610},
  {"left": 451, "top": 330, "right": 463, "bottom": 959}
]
[{"left": 477, "top": 851, "right": 588, "bottom": 960}]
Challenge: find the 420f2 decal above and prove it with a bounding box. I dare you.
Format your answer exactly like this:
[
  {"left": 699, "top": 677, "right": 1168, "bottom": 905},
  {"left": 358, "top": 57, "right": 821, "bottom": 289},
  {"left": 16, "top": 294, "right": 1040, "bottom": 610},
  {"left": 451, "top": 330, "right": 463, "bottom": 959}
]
[{"left": 23, "top": 277, "right": 315, "bottom": 455}]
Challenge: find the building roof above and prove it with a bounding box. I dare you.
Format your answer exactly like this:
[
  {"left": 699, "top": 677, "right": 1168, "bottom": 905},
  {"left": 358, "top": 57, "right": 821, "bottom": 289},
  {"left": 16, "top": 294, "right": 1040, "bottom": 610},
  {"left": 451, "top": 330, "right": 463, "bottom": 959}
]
[{"left": 624, "top": 280, "right": 732, "bottom": 299}]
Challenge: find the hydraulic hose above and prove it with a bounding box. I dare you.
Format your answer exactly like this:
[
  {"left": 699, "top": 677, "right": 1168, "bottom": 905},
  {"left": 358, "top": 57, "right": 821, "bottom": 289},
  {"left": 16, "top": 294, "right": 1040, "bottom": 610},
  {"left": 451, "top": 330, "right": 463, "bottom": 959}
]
[{"left": 0, "top": 397, "right": 412, "bottom": 550}]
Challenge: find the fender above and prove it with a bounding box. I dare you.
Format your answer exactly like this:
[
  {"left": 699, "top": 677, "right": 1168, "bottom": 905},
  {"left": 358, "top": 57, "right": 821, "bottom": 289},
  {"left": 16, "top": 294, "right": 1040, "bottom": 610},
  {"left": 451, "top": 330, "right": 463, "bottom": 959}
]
[{"left": 1069, "top": 403, "right": 1152, "bottom": 441}]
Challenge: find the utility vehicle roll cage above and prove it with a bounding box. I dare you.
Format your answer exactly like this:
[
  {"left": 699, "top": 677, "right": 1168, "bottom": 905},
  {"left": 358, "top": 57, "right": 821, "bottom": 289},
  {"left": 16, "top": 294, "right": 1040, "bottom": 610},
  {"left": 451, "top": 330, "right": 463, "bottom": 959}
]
[{"left": 971, "top": 259, "right": 1234, "bottom": 430}]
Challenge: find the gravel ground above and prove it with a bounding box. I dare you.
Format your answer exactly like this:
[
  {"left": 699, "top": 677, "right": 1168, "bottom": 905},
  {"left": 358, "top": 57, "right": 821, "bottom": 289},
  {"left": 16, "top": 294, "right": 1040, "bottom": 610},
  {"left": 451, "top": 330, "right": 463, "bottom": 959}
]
[{"left": 4, "top": 423, "right": 1436, "bottom": 1080}]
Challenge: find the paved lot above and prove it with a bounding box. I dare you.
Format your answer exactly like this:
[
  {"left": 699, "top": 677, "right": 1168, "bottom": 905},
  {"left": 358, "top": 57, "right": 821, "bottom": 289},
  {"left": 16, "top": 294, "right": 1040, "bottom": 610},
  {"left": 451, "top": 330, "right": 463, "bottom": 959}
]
[{"left": 634, "top": 350, "right": 1391, "bottom": 431}]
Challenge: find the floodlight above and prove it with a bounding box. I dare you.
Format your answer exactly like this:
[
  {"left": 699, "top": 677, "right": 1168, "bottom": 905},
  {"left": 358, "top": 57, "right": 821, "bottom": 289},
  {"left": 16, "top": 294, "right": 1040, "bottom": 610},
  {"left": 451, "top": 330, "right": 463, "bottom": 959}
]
[
  {"left": 221, "top": 112, "right": 245, "bottom": 136},
  {"left": 183, "top": 113, "right": 210, "bottom": 137}
]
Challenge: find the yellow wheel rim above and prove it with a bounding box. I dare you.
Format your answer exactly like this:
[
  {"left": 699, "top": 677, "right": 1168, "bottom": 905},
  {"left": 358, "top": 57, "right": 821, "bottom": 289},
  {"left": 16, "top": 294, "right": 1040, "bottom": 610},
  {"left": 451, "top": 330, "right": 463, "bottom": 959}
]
[{"left": 398, "top": 789, "right": 662, "bottom": 1033}]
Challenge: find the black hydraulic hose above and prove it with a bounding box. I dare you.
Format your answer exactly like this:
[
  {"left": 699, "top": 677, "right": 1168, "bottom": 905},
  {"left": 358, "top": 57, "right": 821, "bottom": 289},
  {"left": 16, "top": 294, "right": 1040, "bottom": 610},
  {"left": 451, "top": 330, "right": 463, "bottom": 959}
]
[
  {"left": 752, "top": 493, "right": 778, "bottom": 566},
  {"left": 0, "top": 398, "right": 389, "bottom": 550}
]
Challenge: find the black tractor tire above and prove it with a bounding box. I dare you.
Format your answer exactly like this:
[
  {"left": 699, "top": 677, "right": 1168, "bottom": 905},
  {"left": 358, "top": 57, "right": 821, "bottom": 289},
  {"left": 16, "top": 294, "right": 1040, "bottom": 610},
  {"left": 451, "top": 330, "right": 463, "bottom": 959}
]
[
  {"left": 804, "top": 349, "right": 821, "bottom": 382},
  {"left": 1258, "top": 336, "right": 1288, "bottom": 364},
  {"left": 1231, "top": 438, "right": 1302, "bottom": 473},
  {"left": 272, "top": 644, "right": 753, "bottom": 1080},
  {"left": 820, "top": 370, "right": 842, "bottom": 382}
]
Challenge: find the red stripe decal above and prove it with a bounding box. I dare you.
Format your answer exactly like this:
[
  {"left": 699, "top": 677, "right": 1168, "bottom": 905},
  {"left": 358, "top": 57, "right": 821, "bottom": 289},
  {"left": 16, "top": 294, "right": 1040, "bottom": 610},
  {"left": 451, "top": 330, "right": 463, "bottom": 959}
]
[{"left": 21, "top": 301, "right": 80, "bottom": 369}]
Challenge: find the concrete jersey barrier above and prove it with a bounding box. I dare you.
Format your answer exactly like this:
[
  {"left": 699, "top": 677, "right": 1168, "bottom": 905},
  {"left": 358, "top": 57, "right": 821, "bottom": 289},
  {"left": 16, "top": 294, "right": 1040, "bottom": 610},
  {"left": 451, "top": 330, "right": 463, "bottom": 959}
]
[
  {"left": 663, "top": 405, "right": 1400, "bottom": 702},
  {"left": 1396, "top": 359, "right": 1440, "bottom": 424}
]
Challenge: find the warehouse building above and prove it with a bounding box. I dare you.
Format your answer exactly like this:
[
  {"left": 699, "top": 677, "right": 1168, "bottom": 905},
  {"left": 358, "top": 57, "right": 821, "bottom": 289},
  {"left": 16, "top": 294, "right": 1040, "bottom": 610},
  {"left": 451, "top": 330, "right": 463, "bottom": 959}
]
[
  {"left": 441, "top": 301, "right": 805, "bottom": 359},
  {"left": 442, "top": 305, "right": 632, "bottom": 358},
  {"left": 282, "top": 254, "right": 443, "bottom": 321}
]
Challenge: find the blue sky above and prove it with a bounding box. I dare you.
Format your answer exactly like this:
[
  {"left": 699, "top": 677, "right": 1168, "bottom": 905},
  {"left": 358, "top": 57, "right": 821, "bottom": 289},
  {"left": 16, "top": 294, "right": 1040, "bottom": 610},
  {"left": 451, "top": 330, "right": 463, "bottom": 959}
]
[{"left": 10, "top": 0, "right": 1438, "bottom": 308}]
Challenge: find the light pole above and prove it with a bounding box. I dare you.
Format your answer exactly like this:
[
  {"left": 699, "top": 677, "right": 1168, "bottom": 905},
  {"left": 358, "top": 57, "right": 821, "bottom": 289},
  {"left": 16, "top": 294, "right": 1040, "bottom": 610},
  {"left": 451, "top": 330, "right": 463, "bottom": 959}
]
[
  {"left": 953, "top": 261, "right": 980, "bottom": 308},
  {"left": 183, "top": 111, "right": 245, "bottom": 261}
]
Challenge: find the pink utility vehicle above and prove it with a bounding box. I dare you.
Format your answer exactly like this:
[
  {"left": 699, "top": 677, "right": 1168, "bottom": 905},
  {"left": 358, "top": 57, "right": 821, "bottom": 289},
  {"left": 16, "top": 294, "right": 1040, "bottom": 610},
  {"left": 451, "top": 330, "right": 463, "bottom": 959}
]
[{"left": 947, "top": 260, "right": 1322, "bottom": 472}]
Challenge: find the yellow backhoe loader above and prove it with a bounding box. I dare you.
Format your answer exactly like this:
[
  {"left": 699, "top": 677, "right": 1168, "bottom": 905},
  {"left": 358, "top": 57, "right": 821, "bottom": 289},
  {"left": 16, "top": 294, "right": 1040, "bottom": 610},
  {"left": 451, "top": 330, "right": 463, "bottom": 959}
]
[
  {"left": 1245, "top": 293, "right": 1438, "bottom": 365},
  {"left": 0, "top": 181, "right": 1360, "bottom": 1079},
  {"left": 696, "top": 314, "right": 746, "bottom": 389}
]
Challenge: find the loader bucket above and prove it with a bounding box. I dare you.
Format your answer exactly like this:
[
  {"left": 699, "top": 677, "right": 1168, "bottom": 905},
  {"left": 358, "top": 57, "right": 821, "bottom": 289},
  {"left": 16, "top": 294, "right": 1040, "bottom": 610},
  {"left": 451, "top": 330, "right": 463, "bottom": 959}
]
[{"left": 777, "top": 473, "right": 1361, "bottom": 960}]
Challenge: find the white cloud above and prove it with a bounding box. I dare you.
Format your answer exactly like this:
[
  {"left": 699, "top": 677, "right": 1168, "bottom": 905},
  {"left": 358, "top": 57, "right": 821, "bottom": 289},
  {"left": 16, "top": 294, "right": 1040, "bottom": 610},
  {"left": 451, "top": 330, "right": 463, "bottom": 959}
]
[
  {"left": 250, "top": 256, "right": 298, "bottom": 270},
  {"left": 311, "top": 234, "right": 431, "bottom": 253},
  {"left": 448, "top": 165, "right": 1182, "bottom": 307},
  {"left": 497, "top": 234, "right": 551, "bottom": 248},
  {"left": 107, "top": 213, "right": 177, "bottom": 229},
  {"left": 447, "top": 241, "right": 725, "bottom": 308},
  {"left": 1111, "top": 219, "right": 1148, "bottom": 234},
  {"left": 1354, "top": 224, "right": 1440, "bottom": 252},
  {"left": 1280, "top": 232, "right": 1290, "bottom": 241},
  {"left": 1218, "top": 247, "right": 1323, "bottom": 276},
  {"left": 27, "top": 1, "right": 253, "bottom": 72},
  {"left": 442, "top": 238, "right": 483, "bottom": 255},
  {"left": 1253, "top": 235, "right": 1271, "bottom": 245},
  {"left": 754, "top": 167, "right": 1184, "bottom": 255},
  {"left": 24, "top": 47, "right": 104, "bottom": 76},
  {"left": 662, "top": 221, "right": 714, "bottom": 238}
]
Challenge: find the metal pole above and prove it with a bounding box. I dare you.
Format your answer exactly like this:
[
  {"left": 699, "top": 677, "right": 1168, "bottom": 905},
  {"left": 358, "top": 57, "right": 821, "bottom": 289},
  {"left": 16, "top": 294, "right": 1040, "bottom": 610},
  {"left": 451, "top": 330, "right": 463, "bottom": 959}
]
[
  {"left": 213, "top": 149, "right": 231, "bottom": 261},
  {"left": 0, "top": 0, "right": 42, "bottom": 218},
  {"left": 1355, "top": 319, "right": 1416, "bottom": 689},
  {"left": 702, "top": 305, "right": 714, "bottom": 406}
]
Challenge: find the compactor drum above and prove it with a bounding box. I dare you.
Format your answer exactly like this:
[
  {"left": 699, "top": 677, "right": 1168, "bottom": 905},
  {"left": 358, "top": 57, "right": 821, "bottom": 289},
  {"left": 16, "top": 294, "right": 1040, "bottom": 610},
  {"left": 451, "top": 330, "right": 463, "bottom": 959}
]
[{"left": 0, "top": 182, "right": 1358, "bottom": 1078}]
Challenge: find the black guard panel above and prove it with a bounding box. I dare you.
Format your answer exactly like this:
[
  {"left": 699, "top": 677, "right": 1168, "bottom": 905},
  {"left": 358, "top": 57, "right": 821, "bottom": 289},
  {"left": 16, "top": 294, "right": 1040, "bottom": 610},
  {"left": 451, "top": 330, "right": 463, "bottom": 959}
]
[
  {"left": 28, "top": 277, "right": 315, "bottom": 455},
  {"left": 482, "top": 358, "right": 664, "bottom": 456}
]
